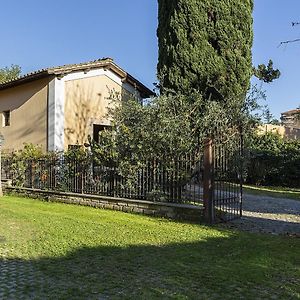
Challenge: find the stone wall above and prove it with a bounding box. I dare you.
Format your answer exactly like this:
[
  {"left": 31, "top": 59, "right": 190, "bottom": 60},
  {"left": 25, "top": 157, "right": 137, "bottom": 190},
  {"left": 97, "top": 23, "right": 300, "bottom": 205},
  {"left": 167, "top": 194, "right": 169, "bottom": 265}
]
[{"left": 4, "top": 186, "right": 204, "bottom": 223}]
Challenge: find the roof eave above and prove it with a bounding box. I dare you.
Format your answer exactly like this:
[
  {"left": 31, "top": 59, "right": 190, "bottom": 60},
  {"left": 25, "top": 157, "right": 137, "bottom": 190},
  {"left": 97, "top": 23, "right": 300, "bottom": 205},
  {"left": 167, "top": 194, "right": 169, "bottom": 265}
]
[
  {"left": 124, "top": 74, "right": 155, "bottom": 98},
  {"left": 0, "top": 59, "right": 155, "bottom": 98},
  {"left": 0, "top": 71, "right": 50, "bottom": 91},
  {"left": 281, "top": 109, "right": 300, "bottom": 115},
  {"left": 99, "top": 62, "right": 155, "bottom": 98}
]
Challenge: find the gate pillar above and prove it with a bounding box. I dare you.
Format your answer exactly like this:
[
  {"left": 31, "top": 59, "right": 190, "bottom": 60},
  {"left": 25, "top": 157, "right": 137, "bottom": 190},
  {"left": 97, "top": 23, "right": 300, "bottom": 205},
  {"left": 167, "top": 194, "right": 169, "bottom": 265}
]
[{"left": 203, "top": 138, "right": 214, "bottom": 223}]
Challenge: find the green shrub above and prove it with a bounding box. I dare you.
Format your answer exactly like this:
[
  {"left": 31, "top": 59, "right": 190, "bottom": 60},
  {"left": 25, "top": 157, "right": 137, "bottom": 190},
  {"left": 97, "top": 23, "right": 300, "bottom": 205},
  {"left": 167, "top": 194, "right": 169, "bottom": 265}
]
[
  {"left": 246, "top": 132, "right": 300, "bottom": 187},
  {"left": 5, "top": 143, "right": 45, "bottom": 186}
]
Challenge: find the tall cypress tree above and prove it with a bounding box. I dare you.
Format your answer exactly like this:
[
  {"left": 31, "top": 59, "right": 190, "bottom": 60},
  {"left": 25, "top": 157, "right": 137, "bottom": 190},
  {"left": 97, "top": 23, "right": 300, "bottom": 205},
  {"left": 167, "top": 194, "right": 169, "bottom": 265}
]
[{"left": 157, "top": 0, "right": 253, "bottom": 102}]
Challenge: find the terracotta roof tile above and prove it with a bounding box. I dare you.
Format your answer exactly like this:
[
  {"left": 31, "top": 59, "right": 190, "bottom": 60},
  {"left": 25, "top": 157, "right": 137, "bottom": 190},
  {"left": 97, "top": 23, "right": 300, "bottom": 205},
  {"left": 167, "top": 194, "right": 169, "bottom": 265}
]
[
  {"left": 281, "top": 108, "right": 300, "bottom": 115},
  {"left": 0, "top": 58, "right": 155, "bottom": 98}
]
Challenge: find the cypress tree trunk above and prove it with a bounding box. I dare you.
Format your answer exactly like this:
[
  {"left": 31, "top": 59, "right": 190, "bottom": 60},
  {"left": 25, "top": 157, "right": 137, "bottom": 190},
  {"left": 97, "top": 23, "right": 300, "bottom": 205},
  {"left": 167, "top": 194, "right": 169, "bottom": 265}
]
[{"left": 157, "top": 0, "right": 253, "bottom": 102}]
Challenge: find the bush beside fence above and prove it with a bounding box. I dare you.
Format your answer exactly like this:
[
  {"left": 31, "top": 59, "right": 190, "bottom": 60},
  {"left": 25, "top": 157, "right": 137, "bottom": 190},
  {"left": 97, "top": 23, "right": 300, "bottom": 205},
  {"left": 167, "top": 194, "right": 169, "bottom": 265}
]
[
  {"left": 2, "top": 155, "right": 205, "bottom": 206},
  {"left": 1, "top": 137, "right": 243, "bottom": 223},
  {"left": 245, "top": 132, "right": 300, "bottom": 188}
]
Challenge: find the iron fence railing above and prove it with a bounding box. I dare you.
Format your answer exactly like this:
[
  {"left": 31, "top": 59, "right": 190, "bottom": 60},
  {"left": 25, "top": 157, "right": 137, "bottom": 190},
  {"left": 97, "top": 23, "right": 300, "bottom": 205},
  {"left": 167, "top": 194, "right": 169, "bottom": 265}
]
[
  {"left": 1, "top": 155, "right": 205, "bottom": 205},
  {"left": 1, "top": 137, "right": 243, "bottom": 223}
]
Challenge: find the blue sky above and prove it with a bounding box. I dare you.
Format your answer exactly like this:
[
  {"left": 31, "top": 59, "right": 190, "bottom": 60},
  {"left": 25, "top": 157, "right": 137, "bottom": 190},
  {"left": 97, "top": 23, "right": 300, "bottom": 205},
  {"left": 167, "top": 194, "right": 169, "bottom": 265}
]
[{"left": 0, "top": 0, "right": 299, "bottom": 118}]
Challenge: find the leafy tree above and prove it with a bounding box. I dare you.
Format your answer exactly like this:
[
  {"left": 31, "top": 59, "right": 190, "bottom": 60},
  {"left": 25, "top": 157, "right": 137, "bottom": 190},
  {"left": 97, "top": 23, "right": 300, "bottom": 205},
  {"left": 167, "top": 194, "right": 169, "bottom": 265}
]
[
  {"left": 157, "top": 0, "right": 254, "bottom": 103},
  {"left": 90, "top": 93, "right": 205, "bottom": 165},
  {"left": 90, "top": 90, "right": 251, "bottom": 165},
  {"left": 88, "top": 91, "right": 245, "bottom": 196},
  {"left": 253, "top": 60, "right": 281, "bottom": 83},
  {"left": 269, "top": 118, "right": 280, "bottom": 126},
  {"left": 263, "top": 107, "right": 274, "bottom": 124},
  {"left": 262, "top": 107, "right": 280, "bottom": 125},
  {"left": 0, "top": 65, "right": 21, "bottom": 84}
]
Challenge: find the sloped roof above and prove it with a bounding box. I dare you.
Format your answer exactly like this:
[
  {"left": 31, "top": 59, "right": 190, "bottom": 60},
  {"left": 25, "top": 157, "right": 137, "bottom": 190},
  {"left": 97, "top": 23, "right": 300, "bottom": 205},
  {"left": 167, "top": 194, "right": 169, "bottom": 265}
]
[
  {"left": 281, "top": 108, "right": 300, "bottom": 116},
  {"left": 0, "top": 58, "right": 155, "bottom": 98}
]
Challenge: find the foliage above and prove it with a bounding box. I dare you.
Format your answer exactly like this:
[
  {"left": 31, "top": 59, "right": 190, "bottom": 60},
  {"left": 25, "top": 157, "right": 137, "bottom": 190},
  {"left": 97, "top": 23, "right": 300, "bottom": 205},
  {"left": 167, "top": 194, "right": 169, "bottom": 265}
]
[
  {"left": 90, "top": 91, "right": 248, "bottom": 168},
  {"left": 246, "top": 132, "right": 300, "bottom": 187},
  {"left": 262, "top": 107, "right": 280, "bottom": 125},
  {"left": 64, "top": 145, "right": 90, "bottom": 162},
  {"left": 87, "top": 81, "right": 271, "bottom": 196},
  {"left": 253, "top": 60, "right": 281, "bottom": 83},
  {"left": 4, "top": 143, "right": 45, "bottom": 186},
  {"left": 3, "top": 144, "right": 93, "bottom": 190},
  {"left": 269, "top": 118, "right": 280, "bottom": 125},
  {"left": 89, "top": 93, "right": 203, "bottom": 193},
  {"left": 157, "top": 0, "right": 253, "bottom": 104},
  {"left": 12, "top": 143, "right": 44, "bottom": 160},
  {"left": 0, "top": 65, "right": 21, "bottom": 84},
  {"left": 56, "top": 146, "right": 92, "bottom": 192}
]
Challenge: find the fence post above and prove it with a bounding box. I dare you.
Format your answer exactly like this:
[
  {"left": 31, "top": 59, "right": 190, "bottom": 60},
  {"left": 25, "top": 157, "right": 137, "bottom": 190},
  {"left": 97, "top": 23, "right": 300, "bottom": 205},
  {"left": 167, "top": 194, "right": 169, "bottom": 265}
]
[
  {"left": 29, "top": 160, "right": 33, "bottom": 188},
  {"left": 203, "top": 138, "right": 214, "bottom": 223},
  {"left": 239, "top": 128, "right": 244, "bottom": 217}
]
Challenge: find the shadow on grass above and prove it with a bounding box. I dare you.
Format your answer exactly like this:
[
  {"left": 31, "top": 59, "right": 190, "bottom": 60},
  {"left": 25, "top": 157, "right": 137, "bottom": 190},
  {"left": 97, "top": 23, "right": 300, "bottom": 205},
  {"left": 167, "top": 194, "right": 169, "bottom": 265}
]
[{"left": 0, "top": 233, "right": 299, "bottom": 299}]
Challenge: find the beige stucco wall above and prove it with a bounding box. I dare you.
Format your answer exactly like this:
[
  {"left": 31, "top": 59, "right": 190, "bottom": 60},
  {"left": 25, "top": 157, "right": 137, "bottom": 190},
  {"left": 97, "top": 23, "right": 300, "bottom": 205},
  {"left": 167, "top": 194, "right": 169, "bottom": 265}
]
[
  {"left": 0, "top": 78, "right": 50, "bottom": 152},
  {"left": 258, "top": 124, "right": 286, "bottom": 136},
  {"left": 258, "top": 124, "right": 300, "bottom": 140},
  {"left": 64, "top": 74, "right": 128, "bottom": 148}
]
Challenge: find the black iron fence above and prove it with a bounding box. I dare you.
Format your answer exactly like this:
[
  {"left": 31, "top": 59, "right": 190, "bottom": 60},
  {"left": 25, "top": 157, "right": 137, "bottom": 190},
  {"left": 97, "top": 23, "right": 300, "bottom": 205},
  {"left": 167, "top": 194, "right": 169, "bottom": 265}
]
[
  {"left": 213, "top": 136, "right": 243, "bottom": 222},
  {"left": 2, "top": 138, "right": 243, "bottom": 223},
  {"left": 2, "top": 154, "right": 205, "bottom": 205}
]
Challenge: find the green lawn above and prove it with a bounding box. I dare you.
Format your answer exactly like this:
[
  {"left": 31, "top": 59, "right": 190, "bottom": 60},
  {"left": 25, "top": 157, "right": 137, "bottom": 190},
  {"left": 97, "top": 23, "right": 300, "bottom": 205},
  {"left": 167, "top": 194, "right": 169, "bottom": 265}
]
[
  {"left": 0, "top": 196, "right": 299, "bottom": 299},
  {"left": 243, "top": 184, "right": 300, "bottom": 200}
]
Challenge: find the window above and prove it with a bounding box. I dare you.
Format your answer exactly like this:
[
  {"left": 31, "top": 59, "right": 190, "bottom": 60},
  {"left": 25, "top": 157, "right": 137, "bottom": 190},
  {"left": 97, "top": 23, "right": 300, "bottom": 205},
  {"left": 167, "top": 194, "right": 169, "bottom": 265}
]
[{"left": 2, "top": 111, "right": 10, "bottom": 127}]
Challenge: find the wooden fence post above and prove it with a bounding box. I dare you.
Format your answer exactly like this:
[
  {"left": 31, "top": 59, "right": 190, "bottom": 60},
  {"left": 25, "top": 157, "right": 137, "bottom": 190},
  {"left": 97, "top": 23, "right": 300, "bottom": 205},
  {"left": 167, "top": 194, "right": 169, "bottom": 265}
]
[{"left": 203, "top": 138, "right": 214, "bottom": 223}]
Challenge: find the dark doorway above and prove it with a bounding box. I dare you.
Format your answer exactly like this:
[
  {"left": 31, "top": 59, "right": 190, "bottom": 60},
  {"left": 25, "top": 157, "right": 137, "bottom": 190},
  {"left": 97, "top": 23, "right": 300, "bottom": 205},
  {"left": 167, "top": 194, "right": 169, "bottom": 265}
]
[{"left": 93, "top": 124, "right": 110, "bottom": 143}]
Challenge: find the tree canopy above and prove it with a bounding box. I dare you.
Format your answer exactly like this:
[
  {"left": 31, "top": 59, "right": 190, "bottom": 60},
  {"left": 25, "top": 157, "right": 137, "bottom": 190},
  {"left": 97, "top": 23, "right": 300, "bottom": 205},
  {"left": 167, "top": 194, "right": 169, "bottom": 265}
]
[
  {"left": 157, "top": 0, "right": 254, "bottom": 103},
  {"left": 253, "top": 60, "right": 281, "bottom": 83},
  {"left": 0, "top": 65, "right": 21, "bottom": 84}
]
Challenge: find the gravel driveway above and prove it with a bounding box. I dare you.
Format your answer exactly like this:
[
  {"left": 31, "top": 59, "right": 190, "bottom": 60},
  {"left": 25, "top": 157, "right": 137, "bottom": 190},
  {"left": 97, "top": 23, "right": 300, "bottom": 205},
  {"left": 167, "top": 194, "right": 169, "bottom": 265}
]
[{"left": 226, "top": 194, "right": 300, "bottom": 236}]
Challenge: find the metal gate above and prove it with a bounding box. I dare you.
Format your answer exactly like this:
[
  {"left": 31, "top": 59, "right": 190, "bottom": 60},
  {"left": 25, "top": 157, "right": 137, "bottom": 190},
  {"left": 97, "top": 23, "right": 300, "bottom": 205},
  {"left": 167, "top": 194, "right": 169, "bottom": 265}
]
[{"left": 203, "top": 134, "right": 243, "bottom": 223}]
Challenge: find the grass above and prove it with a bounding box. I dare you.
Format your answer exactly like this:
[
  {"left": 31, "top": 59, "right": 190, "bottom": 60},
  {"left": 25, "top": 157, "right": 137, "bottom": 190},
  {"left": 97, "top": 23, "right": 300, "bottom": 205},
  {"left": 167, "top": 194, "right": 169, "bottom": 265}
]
[
  {"left": 243, "top": 184, "right": 300, "bottom": 200},
  {"left": 0, "top": 196, "right": 299, "bottom": 299}
]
